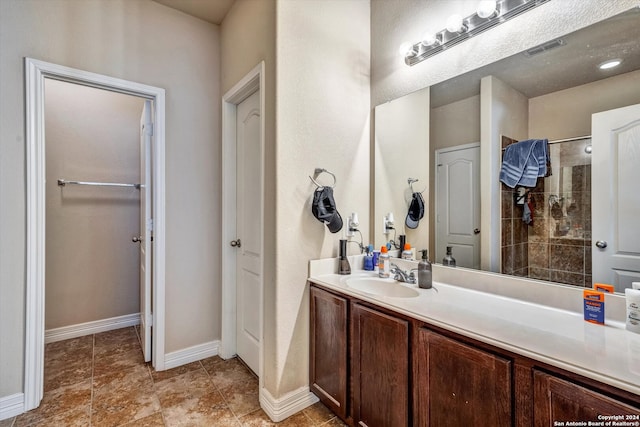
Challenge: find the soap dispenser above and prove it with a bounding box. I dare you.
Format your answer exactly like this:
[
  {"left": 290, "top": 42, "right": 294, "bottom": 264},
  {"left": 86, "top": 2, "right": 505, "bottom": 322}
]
[
  {"left": 442, "top": 246, "right": 456, "bottom": 267},
  {"left": 338, "top": 239, "right": 351, "bottom": 275},
  {"left": 418, "top": 249, "right": 432, "bottom": 289}
]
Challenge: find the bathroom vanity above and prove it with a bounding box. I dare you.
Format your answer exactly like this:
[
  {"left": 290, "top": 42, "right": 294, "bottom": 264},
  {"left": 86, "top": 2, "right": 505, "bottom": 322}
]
[{"left": 308, "top": 260, "right": 640, "bottom": 427}]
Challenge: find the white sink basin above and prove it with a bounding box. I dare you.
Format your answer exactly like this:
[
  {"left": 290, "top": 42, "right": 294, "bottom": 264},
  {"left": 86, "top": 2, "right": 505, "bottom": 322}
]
[{"left": 345, "top": 277, "right": 419, "bottom": 298}]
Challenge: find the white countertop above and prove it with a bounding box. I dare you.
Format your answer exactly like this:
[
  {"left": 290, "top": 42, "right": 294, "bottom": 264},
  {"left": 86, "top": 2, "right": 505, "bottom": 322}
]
[{"left": 308, "top": 259, "right": 640, "bottom": 397}]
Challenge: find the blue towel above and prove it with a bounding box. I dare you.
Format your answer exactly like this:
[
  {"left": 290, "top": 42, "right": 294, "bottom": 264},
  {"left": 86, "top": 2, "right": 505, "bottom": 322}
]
[{"left": 499, "top": 139, "right": 549, "bottom": 188}]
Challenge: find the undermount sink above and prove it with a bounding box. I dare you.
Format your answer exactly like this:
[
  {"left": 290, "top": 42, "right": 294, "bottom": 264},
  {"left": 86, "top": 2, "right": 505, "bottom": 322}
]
[{"left": 345, "top": 277, "right": 419, "bottom": 298}]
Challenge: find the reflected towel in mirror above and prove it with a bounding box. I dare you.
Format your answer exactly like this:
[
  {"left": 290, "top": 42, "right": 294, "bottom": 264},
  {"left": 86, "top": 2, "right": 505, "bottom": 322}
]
[{"left": 500, "top": 139, "right": 549, "bottom": 188}]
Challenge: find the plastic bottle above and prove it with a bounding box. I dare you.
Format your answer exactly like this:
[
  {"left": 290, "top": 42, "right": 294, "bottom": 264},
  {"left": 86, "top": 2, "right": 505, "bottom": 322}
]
[
  {"left": 626, "top": 288, "right": 640, "bottom": 334},
  {"left": 418, "top": 249, "right": 432, "bottom": 289},
  {"left": 402, "top": 243, "right": 413, "bottom": 260},
  {"left": 442, "top": 246, "right": 456, "bottom": 267},
  {"left": 338, "top": 239, "right": 351, "bottom": 275},
  {"left": 378, "top": 246, "right": 390, "bottom": 278}
]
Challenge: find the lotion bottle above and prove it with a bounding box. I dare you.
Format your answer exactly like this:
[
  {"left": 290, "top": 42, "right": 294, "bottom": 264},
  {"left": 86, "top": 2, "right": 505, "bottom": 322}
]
[
  {"left": 418, "top": 249, "right": 432, "bottom": 289},
  {"left": 442, "top": 246, "right": 456, "bottom": 267},
  {"left": 378, "top": 246, "right": 390, "bottom": 278}
]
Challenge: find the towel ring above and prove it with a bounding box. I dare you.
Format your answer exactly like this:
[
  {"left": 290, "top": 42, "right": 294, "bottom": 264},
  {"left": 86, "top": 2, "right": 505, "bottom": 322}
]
[
  {"left": 408, "top": 178, "right": 426, "bottom": 193},
  {"left": 309, "top": 168, "right": 336, "bottom": 189}
]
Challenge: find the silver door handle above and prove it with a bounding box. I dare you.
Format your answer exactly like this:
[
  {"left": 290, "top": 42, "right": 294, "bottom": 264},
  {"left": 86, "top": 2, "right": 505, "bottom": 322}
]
[
  {"left": 230, "top": 239, "right": 241, "bottom": 248},
  {"left": 132, "top": 236, "right": 142, "bottom": 243},
  {"left": 595, "top": 240, "right": 607, "bottom": 249},
  {"left": 473, "top": 228, "right": 480, "bottom": 234}
]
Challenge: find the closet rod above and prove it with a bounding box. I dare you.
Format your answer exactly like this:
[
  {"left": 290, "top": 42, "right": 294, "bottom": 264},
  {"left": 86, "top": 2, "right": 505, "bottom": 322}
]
[{"left": 57, "top": 179, "right": 141, "bottom": 189}]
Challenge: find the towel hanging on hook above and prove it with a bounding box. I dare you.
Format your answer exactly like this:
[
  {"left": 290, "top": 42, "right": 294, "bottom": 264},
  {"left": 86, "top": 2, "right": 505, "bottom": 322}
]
[{"left": 309, "top": 168, "right": 336, "bottom": 189}]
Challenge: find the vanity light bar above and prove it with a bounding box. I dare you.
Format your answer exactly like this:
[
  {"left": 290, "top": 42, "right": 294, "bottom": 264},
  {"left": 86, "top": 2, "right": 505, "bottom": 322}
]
[{"left": 405, "top": 0, "right": 551, "bottom": 66}]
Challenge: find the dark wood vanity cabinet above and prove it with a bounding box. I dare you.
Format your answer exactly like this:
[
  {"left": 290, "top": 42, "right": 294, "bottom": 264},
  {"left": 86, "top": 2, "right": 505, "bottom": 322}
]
[
  {"left": 413, "top": 328, "right": 512, "bottom": 426},
  {"left": 309, "top": 286, "right": 349, "bottom": 420},
  {"left": 533, "top": 370, "right": 640, "bottom": 426},
  {"left": 309, "top": 283, "right": 640, "bottom": 427},
  {"left": 352, "top": 303, "right": 409, "bottom": 427}
]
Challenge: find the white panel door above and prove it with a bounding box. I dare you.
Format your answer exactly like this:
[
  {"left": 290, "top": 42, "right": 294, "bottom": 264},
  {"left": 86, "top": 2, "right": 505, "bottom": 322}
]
[
  {"left": 436, "top": 144, "right": 481, "bottom": 269},
  {"left": 592, "top": 103, "right": 640, "bottom": 292},
  {"left": 235, "top": 90, "right": 262, "bottom": 374},
  {"left": 139, "top": 100, "right": 153, "bottom": 362}
]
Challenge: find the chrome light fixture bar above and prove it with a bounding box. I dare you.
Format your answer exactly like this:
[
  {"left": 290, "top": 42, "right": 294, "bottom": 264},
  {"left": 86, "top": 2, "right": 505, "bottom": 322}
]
[{"left": 404, "top": 0, "right": 551, "bottom": 66}]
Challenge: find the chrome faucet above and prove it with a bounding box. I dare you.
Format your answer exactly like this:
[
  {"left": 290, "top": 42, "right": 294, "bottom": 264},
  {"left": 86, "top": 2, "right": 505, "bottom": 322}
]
[{"left": 390, "top": 263, "right": 416, "bottom": 284}]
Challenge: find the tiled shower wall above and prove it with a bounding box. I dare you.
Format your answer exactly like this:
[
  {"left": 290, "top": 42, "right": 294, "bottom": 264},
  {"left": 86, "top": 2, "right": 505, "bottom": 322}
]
[{"left": 501, "top": 139, "right": 592, "bottom": 287}]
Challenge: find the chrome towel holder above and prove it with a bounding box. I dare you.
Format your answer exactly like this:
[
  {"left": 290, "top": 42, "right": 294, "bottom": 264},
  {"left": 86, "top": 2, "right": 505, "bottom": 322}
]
[
  {"left": 58, "top": 179, "right": 141, "bottom": 189},
  {"left": 309, "top": 168, "right": 336, "bottom": 189}
]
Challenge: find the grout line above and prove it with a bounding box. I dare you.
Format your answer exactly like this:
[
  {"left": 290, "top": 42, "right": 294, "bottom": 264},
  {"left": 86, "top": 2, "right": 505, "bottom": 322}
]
[
  {"left": 89, "top": 333, "right": 95, "bottom": 427},
  {"left": 200, "top": 359, "right": 244, "bottom": 426}
]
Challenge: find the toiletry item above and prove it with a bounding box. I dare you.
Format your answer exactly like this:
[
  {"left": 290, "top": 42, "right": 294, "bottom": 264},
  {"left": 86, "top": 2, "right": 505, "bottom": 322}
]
[
  {"left": 442, "top": 246, "right": 456, "bottom": 267},
  {"left": 626, "top": 288, "right": 640, "bottom": 334},
  {"left": 583, "top": 290, "right": 605, "bottom": 325},
  {"left": 372, "top": 250, "right": 380, "bottom": 272},
  {"left": 402, "top": 243, "right": 413, "bottom": 260},
  {"left": 378, "top": 246, "right": 390, "bottom": 278},
  {"left": 398, "top": 235, "right": 406, "bottom": 255},
  {"left": 418, "top": 249, "right": 432, "bottom": 289},
  {"left": 593, "top": 283, "right": 614, "bottom": 293},
  {"left": 338, "top": 239, "right": 351, "bottom": 275},
  {"left": 633, "top": 282, "right": 640, "bottom": 290},
  {"left": 363, "top": 245, "right": 374, "bottom": 271}
]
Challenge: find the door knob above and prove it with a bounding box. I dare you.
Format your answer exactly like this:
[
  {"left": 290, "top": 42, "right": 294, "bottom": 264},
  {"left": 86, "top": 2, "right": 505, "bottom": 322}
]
[
  {"left": 473, "top": 228, "right": 480, "bottom": 234},
  {"left": 132, "top": 236, "right": 142, "bottom": 243},
  {"left": 230, "top": 239, "right": 242, "bottom": 248},
  {"left": 595, "top": 240, "right": 607, "bottom": 249}
]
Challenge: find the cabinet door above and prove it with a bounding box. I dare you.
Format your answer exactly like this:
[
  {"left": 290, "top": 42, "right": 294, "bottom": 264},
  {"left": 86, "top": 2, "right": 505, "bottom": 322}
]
[
  {"left": 533, "top": 370, "right": 640, "bottom": 426},
  {"left": 309, "top": 286, "right": 349, "bottom": 420},
  {"left": 414, "top": 328, "right": 512, "bottom": 426},
  {"left": 352, "top": 303, "right": 409, "bottom": 427}
]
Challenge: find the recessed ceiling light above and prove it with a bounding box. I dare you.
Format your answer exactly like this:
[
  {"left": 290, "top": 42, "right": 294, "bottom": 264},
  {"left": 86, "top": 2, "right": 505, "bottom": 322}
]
[{"left": 598, "top": 59, "right": 622, "bottom": 70}]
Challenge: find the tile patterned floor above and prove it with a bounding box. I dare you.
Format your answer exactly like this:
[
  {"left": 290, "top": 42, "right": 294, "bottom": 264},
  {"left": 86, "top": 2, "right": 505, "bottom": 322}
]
[{"left": 2, "top": 327, "right": 345, "bottom": 427}]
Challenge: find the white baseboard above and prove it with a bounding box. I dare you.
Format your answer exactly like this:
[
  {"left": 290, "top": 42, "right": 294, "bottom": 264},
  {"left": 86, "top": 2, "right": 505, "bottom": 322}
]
[
  {"left": 260, "top": 386, "right": 319, "bottom": 422},
  {"left": 0, "top": 393, "right": 24, "bottom": 421},
  {"left": 163, "top": 340, "right": 220, "bottom": 370},
  {"left": 45, "top": 313, "right": 140, "bottom": 344}
]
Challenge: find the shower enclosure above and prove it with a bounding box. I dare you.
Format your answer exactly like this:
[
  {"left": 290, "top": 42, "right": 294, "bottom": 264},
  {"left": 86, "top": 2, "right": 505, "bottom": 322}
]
[{"left": 501, "top": 137, "right": 592, "bottom": 286}]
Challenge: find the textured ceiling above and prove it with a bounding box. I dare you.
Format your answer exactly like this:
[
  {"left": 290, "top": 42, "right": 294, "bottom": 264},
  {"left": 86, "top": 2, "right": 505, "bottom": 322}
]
[
  {"left": 430, "top": 7, "right": 640, "bottom": 108},
  {"left": 151, "top": 0, "right": 235, "bottom": 24}
]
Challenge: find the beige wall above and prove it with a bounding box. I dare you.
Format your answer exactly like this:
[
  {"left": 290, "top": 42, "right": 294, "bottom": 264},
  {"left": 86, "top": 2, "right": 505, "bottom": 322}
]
[
  {"left": 220, "top": 0, "right": 279, "bottom": 393},
  {"left": 45, "top": 79, "right": 143, "bottom": 330},
  {"left": 0, "top": 0, "right": 220, "bottom": 397},
  {"left": 274, "top": 0, "right": 370, "bottom": 396},
  {"left": 480, "top": 76, "right": 529, "bottom": 272},
  {"left": 374, "top": 87, "right": 430, "bottom": 252},
  {"left": 429, "top": 94, "right": 481, "bottom": 257},
  {"left": 529, "top": 69, "right": 640, "bottom": 140}
]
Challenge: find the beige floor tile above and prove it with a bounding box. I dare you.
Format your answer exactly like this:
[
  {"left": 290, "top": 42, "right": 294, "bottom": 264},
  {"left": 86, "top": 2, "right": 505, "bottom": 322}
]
[
  {"left": 15, "top": 379, "right": 91, "bottom": 426},
  {"left": 240, "top": 410, "right": 313, "bottom": 427},
  {"left": 120, "top": 411, "right": 165, "bottom": 426},
  {"left": 93, "top": 363, "right": 153, "bottom": 396},
  {"left": 320, "top": 416, "right": 348, "bottom": 426},
  {"left": 91, "top": 383, "right": 161, "bottom": 427},
  {"left": 205, "top": 358, "right": 255, "bottom": 390},
  {"left": 302, "top": 402, "right": 334, "bottom": 425},
  {"left": 94, "top": 346, "right": 145, "bottom": 377},
  {"left": 162, "top": 404, "right": 241, "bottom": 427},
  {"left": 15, "top": 406, "right": 90, "bottom": 427},
  {"left": 44, "top": 356, "right": 93, "bottom": 392},
  {"left": 217, "top": 376, "right": 260, "bottom": 418},
  {"left": 150, "top": 361, "right": 202, "bottom": 383}
]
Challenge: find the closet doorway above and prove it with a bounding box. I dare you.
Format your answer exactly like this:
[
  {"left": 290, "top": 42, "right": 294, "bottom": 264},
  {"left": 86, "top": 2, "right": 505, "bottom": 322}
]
[{"left": 24, "top": 58, "right": 166, "bottom": 411}]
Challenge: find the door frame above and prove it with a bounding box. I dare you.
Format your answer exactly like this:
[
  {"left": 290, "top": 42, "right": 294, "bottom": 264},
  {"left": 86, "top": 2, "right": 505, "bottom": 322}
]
[
  {"left": 24, "top": 58, "right": 167, "bottom": 410},
  {"left": 220, "top": 62, "right": 265, "bottom": 381}
]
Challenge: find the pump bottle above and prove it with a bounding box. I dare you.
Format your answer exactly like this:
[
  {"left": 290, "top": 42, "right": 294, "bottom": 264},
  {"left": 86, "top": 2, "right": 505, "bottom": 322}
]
[{"left": 418, "top": 249, "right": 432, "bottom": 289}]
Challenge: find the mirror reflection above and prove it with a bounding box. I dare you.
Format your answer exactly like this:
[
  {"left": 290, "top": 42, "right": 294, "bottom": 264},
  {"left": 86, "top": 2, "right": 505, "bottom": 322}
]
[{"left": 374, "top": 7, "right": 640, "bottom": 292}]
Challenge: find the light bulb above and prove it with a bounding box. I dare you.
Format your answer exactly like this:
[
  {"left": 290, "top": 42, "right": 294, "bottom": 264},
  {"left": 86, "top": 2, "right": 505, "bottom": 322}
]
[
  {"left": 477, "top": 0, "right": 498, "bottom": 19},
  {"left": 398, "top": 41, "right": 415, "bottom": 57},
  {"left": 446, "top": 14, "right": 466, "bottom": 33},
  {"left": 421, "top": 31, "right": 439, "bottom": 47}
]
